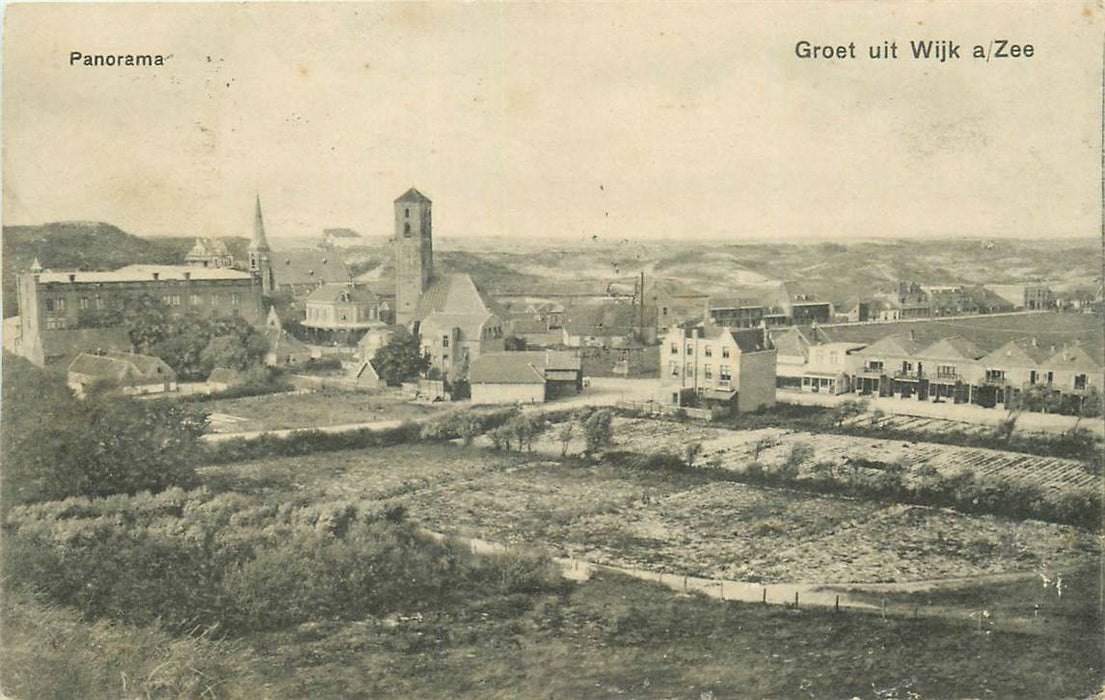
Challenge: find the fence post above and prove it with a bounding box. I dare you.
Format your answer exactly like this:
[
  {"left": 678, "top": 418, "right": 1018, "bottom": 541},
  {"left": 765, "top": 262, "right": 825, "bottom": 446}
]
[
  {"left": 719, "top": 581, "right": 724, "bottom": 600},
  {"left": 762, "top": 588, "right": 767, "bottom": 604},
  {"left": 683, "top": 576, "right": 688, "bottom": 591},
  {"left": 794, "top": 591, "right": 799, "bottom": 608},
  {"left": 881, "top": 598, "right": 887, "bottom": 620},
  {"left": 835, "top": 595, "right": 839, "bottom": 613}
]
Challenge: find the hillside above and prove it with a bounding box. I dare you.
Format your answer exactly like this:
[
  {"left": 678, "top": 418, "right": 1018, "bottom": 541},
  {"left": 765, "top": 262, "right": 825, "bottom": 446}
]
[{"left": 1, "top": 223, "right": 248, "bottom": 316}]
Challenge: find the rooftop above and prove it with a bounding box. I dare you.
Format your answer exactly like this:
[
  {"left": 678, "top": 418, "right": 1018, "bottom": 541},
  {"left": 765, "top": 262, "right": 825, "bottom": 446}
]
[{"left": 36, "top": 264, "right": 252, "bottom": 284}]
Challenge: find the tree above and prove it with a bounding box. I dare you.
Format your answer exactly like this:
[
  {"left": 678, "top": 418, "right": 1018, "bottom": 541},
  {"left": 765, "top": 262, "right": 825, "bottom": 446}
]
[
  {"left": 372, "top": 328, "right": 430, "bottom": 386},
  {"left": 582, "top": 409, "right": 614, "bottom": 456},
  {"left": 868, "top": 407, "right": 886, "bottom": 428},
  {"left": 556, "top": 422, "right": 575, "bottom": 457},
  {"left": 683, "top": 441, "right": 703, "bottom": 468},
  {"left": 832, "top": 398, "right": 868, "bottom": 427},
  {"left": 2, "top": 355, "right": 208, "bottom": 509},
  {"left": 752, "top": 435, "right": 778, "bottom": 460},
  {"left": 782, "top": 442, "right": 815, "bottom": 475}
]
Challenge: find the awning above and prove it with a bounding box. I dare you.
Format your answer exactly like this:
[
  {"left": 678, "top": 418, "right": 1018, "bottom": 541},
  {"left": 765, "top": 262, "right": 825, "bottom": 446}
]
[{"left": 701, "top": 388, "right": 737, "bottom": 401}]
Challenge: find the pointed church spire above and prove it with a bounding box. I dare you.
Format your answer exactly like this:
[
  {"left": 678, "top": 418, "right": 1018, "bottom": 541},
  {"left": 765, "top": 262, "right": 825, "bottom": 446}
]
[
  {"left": 251, "top": 194, "right": 270, "bottom": 252},
  {"left": 29, "top": 257, "right": 43, "bottom": 272}
]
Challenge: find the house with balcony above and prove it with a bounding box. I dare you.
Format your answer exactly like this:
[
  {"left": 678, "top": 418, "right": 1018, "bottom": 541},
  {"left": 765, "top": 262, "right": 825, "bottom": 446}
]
[
  {"left": 911, "top": 336, "right": 986, "bottom": 403},
  {"left": 852, "top": 332, "right": 924, "bottom": 397},
  {"left": 658, "top": 324, "right": 776, "bottom": 413},
  {"left": 976, "top": 339, "right": 1051, "bottom": 407}
]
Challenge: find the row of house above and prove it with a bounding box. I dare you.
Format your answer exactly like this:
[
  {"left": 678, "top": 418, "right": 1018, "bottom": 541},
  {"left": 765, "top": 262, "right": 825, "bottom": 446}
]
[{"left": 772, "top": 325, "right": 1102, "bottom": 410}]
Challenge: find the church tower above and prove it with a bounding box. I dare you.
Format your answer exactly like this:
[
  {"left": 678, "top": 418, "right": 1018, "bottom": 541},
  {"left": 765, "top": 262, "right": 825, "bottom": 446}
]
[
  {"left": 248, "top": 194, "right": 276, "bottom": 295},
  {"left": 393, "top": 187, "right": 433, "bottom": 325}
]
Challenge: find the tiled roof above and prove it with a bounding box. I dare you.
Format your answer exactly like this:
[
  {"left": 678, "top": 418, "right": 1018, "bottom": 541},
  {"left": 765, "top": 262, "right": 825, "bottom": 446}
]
[
  {"left": 67, "top": 353, "right": 131, "bottom": 380},
  {"left": 67, "top": 351, "right": 174, "bottom": 381},
  {"left": 563, "top": 303, "right": 638, "bottom": 336},
  {"left": 273, "top": 248, "right": 349, "bottom": 287},
  {"left": 915, "top": 336, "right": 985, "bottom": 361},
  {"left": 980, "top": 338, "right": 1051, "bottom": 367},
  {"left": 37, "top": 264, "right": 251, "bottom": 284},
  {"left": 857, "top": 333, "right": 923, "bottom": 358},
  {"left": 469, "top": 351, "right": 579, "bottom": 384},
  {"left": 415, "top": 274, "right": 500, "bottom": 320},
  {"left": 1044, "top": 345, "right": 1101, "bottom": 372},
  {"left": 305, "top": 284, "right": 379, "bottom": 305},
  {"left": 101, "top": 351, "right": 174, "bottom": 378},
  {"left": 395, "top": 187, "right": 431, "bottom": 204}
]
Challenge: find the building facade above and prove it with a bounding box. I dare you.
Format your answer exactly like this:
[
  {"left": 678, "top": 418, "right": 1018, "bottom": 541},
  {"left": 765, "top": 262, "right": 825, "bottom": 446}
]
[
  {"left": 658, "top": 324, "right": 777, "bottom": 413},
  {"left": 15, "top": 264, "right": 264, "bottom": 366}
]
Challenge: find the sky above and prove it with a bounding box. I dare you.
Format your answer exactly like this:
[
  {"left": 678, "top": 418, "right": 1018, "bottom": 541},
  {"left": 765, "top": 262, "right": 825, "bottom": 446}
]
[{"left": 2, "top": 2, "right": 1102, "bottom": 242}]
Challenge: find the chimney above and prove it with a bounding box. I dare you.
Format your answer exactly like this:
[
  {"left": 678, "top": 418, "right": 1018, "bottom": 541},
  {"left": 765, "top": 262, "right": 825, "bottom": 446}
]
[
  {"left": 68, "top": 273, "right": 76, "bottom": 282},
  {"left": 152, "top": 272, "right": 160, "bottom": 281},
  {"left": 183, "top": 271, "right": 192, "bottom": 281}
]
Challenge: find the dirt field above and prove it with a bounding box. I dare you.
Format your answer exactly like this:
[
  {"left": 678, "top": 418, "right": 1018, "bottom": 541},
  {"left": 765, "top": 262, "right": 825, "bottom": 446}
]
[
  {"left": 202, "top": 389, "right": 446, "bottom": 434},
  {"left": 393, "top": 457, "right": 1097, "bottom": 584}
]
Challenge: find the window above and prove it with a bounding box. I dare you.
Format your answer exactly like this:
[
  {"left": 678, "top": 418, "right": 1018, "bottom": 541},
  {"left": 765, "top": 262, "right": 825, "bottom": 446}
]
[
  {"left": 704, "top": 345, "right": 712, "bottom": 357},
  {"left": 1074, "top": 374, "right": 1087, "bottom": 390},
  {"left": 704, "top": 365, "right": 712, "bottom": 379},
  {"left": 230, "top": 294, "right": 240, "bottom": 306},
  {"left": 670, "top": 342, "right": 678, "bottom": 354},
  {"left": 443, "top": 354, "right": 449, "bottom": 366},
  {"left": 670, "top": 361, "right": 678, "bottom": 376},
  {"left": 937, "top": 365, "right": 956, "bottom": 379},
  {"left": 45, "top": 298, "right": 55, "bottom": 313},
  {"left": 79, "top": 297, "right": 90, "bottom": 310},
  {"left": 901, "top": 361, "right": 913, "bottom": 373},
  {"left": 1029, "top": 370, "right": 1038, "bottom": 384},
  {"left": 722, "top": 347, "right": 730, "bottom": 359},
  {"left": 95, "top": 297, "right": 105, "bottom": 309},
  {"left": 405, "top": 208, "right": 410, "bottom": 219},
  {"left": 685, "top": 365, "right": 694, "bottom": 377},
  {"left": 211, "top": 294, "right": 219, "bottom": 306},
  {"left": 866, "top": 360, "right": 883, "bottom": 371},
  {"left": 404, "top": 223, "right": 411, "bottom": 236},
  {"left": 662, "top": 307, "right": 668, "bottom": 318},
  {"left": 1047, "top": 371, "right": 1054, "bottom": 384},
  {"left": 686, "top": 344, "right": 694, "bottom": 355},
  {"left": 985, "top": 369, "right": 1005, "bottom": 382},
  {"left": 190, "top": 294, "right": 201, "bottom": 306},
  {"left": 442, "top": 335, "right": 450, "bottom": 348},
  {"left": 719, "top": 365, "right": 731, "bottom": 382}
]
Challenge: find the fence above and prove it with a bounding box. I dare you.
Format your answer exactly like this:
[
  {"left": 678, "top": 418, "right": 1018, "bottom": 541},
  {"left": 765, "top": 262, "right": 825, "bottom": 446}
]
[{"left": 617, "top": 400, "right": 715, "bottom": 421}]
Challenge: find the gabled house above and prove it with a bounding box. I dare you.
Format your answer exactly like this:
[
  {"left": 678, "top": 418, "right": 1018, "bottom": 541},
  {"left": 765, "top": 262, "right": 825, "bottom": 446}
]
[
  {"left": 853, "top": 333, "right": 924, "bottom": 396},
  {"left": 912, "top": 336, "right": 986, "bottom": 402},
  {"left": 1044, "top": 345, "right": 1102, "bottom": 395},
  {"left": 659, "top": 324, "right": 776, "bottom": 412},
  {"left": 469, "top": 350, "right": 582, "bottom": 404},
  {"left": 562, "top": 302, "right": 639, "bottom": 349},
  {"left": 67, "top": 351, "right": 177, "bottom": 397}
]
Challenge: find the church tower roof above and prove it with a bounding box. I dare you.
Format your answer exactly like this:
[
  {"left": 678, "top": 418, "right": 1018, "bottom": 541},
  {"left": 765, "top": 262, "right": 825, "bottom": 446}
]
[
  {"left": 251, "top": 194, "right": 271, "bottom": 252},
  {"left": 394, "top": 187, "right": 431, "bottom": 204}
]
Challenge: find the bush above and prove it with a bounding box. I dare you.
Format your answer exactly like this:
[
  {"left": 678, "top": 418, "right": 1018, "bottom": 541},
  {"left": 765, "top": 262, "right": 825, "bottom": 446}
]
[{"left": 3, "top": 493, "right": 565, "bottom": 637}]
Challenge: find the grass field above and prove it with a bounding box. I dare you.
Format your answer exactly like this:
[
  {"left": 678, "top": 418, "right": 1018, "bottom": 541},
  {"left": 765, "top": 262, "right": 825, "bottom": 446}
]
[
  {"left": 201, "top": 389, "right": 446, "bottom": 433},
  {"left": 6, "top": 566, "right": 1100, "bottom": 699}
]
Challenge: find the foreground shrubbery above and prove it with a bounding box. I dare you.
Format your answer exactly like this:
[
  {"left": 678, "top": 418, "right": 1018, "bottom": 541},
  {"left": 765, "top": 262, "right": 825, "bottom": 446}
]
[
  {"left": 2, "top": 490, "right": 566, "bottom": 638},
  {"left": 2, "top": 354, "right": 207, "bottom": 510}
]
